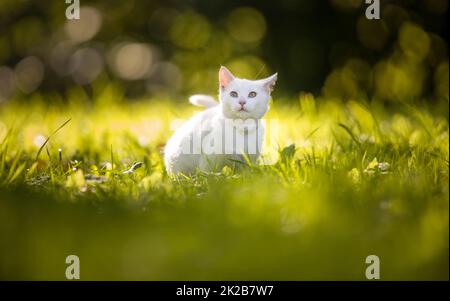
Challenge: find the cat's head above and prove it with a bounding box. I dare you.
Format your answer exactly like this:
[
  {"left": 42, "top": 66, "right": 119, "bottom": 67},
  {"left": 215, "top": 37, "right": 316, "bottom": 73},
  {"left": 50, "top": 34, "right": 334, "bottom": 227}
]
[{"left": 218, "top": 66, "right": 277, "bottom": 119}]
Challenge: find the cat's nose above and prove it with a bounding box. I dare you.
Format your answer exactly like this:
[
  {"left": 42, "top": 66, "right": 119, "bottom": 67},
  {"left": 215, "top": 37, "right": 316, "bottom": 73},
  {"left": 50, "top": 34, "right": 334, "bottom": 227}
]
[{"left": 239, "top": 99, "right": 246, "bottom": 106}]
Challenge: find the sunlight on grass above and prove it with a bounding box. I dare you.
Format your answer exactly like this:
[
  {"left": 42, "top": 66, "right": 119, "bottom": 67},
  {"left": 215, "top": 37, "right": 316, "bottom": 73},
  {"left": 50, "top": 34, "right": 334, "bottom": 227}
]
[{"left": 0, "top": 88, "right": 448, "bottom": 280}]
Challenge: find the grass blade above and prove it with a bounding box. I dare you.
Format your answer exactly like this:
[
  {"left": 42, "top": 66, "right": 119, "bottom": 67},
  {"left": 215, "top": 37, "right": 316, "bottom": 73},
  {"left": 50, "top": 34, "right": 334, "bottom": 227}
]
[{"left": 35, "top": 118, "right": 71, "bottom": 161}]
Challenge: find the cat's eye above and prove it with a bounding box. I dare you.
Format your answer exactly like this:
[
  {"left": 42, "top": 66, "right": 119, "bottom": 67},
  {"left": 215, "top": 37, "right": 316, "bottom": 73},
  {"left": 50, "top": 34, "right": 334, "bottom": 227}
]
[
  {"left": 230, "top": 91, "right": 238, "bottom": 98},
  {"left": 248, "top": 91, "right": 257, "bottom": 98}
]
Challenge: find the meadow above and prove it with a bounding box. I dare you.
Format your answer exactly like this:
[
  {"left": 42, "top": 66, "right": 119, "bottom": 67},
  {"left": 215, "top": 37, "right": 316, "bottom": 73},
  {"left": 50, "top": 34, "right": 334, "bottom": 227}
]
[{"left": 0, "top": 86, "right": 448, "bottom": 280}]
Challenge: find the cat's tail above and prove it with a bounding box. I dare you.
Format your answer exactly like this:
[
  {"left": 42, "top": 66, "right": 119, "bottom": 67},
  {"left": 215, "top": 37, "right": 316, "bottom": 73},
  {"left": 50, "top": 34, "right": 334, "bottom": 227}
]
[{"left": 189, "top": 94, "right": 219, "bottom": 108}]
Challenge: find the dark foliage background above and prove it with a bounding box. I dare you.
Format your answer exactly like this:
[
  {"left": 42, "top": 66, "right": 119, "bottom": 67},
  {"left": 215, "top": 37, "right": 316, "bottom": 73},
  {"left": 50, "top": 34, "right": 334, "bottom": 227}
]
[{"left": 0, "top": 0, "right": 448, "bottom": 102}]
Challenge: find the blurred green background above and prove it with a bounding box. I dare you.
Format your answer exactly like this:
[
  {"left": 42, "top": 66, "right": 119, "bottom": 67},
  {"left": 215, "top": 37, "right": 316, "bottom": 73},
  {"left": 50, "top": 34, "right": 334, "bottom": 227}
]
[{"left": 0, "top": 0, "right": 448, "bottom": 102}]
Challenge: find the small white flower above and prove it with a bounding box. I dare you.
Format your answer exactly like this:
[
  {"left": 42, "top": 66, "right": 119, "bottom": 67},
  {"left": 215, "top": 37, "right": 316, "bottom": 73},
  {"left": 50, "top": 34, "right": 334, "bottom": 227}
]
[
  {"left": 33, "top": 135, "right": 46, "bottom": 147},
  {"left": 378, "top": 162, "right": 390, "bottom": 172},
  {"left": 364, "top": 158, "right": 391, "bottom": 175}
]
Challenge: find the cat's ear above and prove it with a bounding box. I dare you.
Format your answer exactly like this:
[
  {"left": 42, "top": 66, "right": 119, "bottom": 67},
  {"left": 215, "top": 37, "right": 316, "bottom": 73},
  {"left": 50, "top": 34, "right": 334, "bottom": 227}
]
[
  {"left": 261, "top": 73, "right": 278, "bottom": 92},
  {"left": 219, "top": 66, "right": 235, "bottom": 89}
]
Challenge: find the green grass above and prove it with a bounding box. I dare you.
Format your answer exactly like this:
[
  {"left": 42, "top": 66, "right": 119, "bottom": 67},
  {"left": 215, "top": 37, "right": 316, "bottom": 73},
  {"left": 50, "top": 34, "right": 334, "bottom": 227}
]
[{"left": 0, "top": 89, "right": 448, "bottom": 280}]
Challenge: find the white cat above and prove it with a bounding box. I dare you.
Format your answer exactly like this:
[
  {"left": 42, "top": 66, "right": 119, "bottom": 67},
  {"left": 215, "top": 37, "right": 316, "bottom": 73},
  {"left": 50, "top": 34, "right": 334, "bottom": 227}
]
[{"left": 164, "top": 66, "right": 277, "bottom": 176}]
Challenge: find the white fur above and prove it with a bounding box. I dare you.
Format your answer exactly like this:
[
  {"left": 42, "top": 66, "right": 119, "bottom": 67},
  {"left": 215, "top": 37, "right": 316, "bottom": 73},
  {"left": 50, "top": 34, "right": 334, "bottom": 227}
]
[
  {"left": 189, "top": 94, "right": 219, "bottom": 108},
  {"left": 164, "top": 66, "right": 277, "bottom": 176}
]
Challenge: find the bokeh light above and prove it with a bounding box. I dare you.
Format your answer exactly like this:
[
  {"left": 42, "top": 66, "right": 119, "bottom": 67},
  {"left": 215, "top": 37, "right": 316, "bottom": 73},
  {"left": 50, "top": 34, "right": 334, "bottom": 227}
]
[
  {"left": 170, "top": 11, "right": 211, "bottom": 49},
  {"left": 373, "top": 60, "right": 426, "bottom": 101},
  {"left": 109, "top": 43, "right": 154, "bottom": 80},
  {"left": 146, "top": 61, "right": 183, "bottom": 94},
  {"left": 226, "top": 7, "right": 267, "bottom": 44},
  {"left": 14, "top": 56, "right": 45, "bottom": 94},
  {"left": 399, "top": 22, "right": 431, "bottom": 63},
  {"left": 50, "top": 41, "right": 75, "bottom": 76},
  {"left": 69, "top": 47, "right": 104, "bottom": 85},
  {"left": 64, "top": 6, "right": 103, "bottom": 44}
]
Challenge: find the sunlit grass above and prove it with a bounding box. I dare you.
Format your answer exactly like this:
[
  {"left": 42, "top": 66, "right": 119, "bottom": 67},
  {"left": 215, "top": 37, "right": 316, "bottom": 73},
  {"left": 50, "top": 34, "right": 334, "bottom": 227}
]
[{"left": 0, "top": 89, "right": 448, "bottom": 280}]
